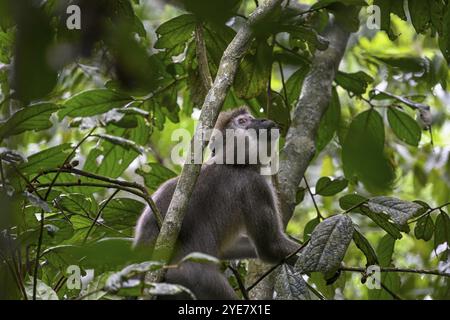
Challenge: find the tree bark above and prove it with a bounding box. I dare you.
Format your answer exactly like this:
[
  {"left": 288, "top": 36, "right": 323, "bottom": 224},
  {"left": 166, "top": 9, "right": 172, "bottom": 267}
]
[{"left": 153, "top": 0, "right": 285, "bottom": 263}]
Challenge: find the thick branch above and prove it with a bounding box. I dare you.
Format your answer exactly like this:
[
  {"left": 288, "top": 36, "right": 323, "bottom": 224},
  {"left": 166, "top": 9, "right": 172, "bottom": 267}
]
[
  {"left": 278, "top": 18, "right": 350, "bottom": 225},
  {"left": 152, "top": 0, "right": 285, "bottom": 263}
]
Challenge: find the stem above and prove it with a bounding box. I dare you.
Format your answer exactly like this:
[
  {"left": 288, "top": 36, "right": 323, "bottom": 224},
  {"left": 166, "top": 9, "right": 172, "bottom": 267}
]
[
  {"left": 229, "top": 265, "right": 250, "bottom": 300},
  {"left": 83, "top": 189, "right": 120, "bottom": 244},
  {"left": 246, "top": 240, "right": 309, "bottom": 292},
  {"left": 304, "top": 177, "right": 324, "bottom": 220},
  {"left": 340, "top": 266, "right": 450, "bottom": 278}
]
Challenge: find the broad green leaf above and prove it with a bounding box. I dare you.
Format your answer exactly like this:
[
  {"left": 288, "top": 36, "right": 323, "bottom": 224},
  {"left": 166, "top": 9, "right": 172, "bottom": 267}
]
[
  {"left": 56, "top": 194, "right": 98, "bottom": 218},
  {"left": 353, "top": 228, "right": 378, "bottom": 266},
  {"left": 154, "top": 14, "right": 196, "bottom": 50},
  {"left": 408, "top": 0, "right": 431, "bottom": 34},
  {"left": 434, "top": 212, "right": 450, "bottom": 249},
  {"left": 59, "top": 89, "right": 133, "bottom": 119},
  {"left": 374, "top": 0, "right": 407, "bottom": 39},
  {"left": 295, "top": 214, "right": 354, "bottom": 274},
  {"left": 274, "top": 265, "right": 310, "bottom": 300},
  {"left": 414, "top": 214, "right": 434, "bottom": 241},
  {"left": 235, "top": 42, "right": 273, "bottom": 99},
  {"left": 285, "top": 25, "right": 329, "bottom": 51},
  {"left": 439, "top": 3, "right": 450, "bottom": 63},
  {"left": 368, "top": 272, "right": 400, "bottom": 300},
  {"left": 339, "top": 194, "right": 368, "bottom": 212},
  {"left": 136, "top": 163, "right": 177, "bottom": 193},
  {"left": 342, "top": 109, "right": 394, "bottom": 192},
  {"left": 101, "top": 198, "right": 145, "bottom": 229},
  {"left": 0, "top": 103, "right": 59, "bottom": 139},
  {"left": 303, "top": 217, "right": 320, "bottom": 242},
  {"left": 367, "top": 196, "right": 427, "bottom": 225},
  {"left": 387, "top": 108, "right": 422, "bottom": 146},
  {"left": 359, "top": 206, "right": 402, "bottom": 239},
  {"left": 315, "top": 176, "right": 348, "bottom": 196},
  {"left": 317, "top": 87, "right": 341, "bottom": 151},
  {"left": 285, "top": 66, "right": 310, "bottom": 106},
  {"left": 335, "top": 71, "right": 373, "bottom": 95},
  {"left": 19, "top": 144, "right": 73, "bottom": 176},
  {"left": 377, "top": 234, "right": 395, "bottom": 267}
]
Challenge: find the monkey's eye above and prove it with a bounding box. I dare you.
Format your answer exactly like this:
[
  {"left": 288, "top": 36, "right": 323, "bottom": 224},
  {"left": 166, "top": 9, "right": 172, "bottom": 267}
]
[{"left": 238, "top": 118, "right": 247, "bottom": 125}]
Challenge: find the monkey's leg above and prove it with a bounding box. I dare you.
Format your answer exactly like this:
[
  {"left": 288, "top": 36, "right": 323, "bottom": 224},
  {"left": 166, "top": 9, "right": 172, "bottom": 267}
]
[
  {"left": 220, "top": 236, "right": 258, "bottom": 260},
  {"left": 165, "top": 263, "right": 238, "bottom": 300}
]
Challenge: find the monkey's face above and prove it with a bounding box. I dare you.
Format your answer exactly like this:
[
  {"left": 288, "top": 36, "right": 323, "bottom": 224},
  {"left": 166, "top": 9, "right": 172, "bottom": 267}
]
[{"left": 211, "top": 112, "right": 280, "bottom": 169}]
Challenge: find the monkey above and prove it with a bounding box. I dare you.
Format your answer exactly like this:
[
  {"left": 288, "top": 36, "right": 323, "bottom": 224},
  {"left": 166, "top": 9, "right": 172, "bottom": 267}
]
[{"left": 134, "top": 107, "right": 300, "bottom": 299}]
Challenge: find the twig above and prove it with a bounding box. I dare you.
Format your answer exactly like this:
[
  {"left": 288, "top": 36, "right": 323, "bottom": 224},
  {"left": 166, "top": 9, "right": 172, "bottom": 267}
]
[
  {"left": 246, "top": 240, "right": 309, "bottom": 292},
  {"left": 83, "top": 189, "right": 120, "bottom": 244},
  {"left": 340, "top": 266, "right": 450, "bottom": 278},
  {"left": 379, "top": 281, "right": 403, "bottom": 300},
  {"left": 305, "top": 281, "right": 326, "bottom": 300},
  {"left": 228, "top": 265, "right": 250, "bottom": 300},
  {"left": 304, "top": 177, "right": 324, "bottom": 220},
  {"left": 33, "top": 167, "right": 163, "bottom": 228}
]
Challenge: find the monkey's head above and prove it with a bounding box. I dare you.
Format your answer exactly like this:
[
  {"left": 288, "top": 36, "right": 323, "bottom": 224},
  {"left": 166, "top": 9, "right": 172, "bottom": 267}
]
[{"left": 209, "top": 107, "right": 280, "bottom": 170}]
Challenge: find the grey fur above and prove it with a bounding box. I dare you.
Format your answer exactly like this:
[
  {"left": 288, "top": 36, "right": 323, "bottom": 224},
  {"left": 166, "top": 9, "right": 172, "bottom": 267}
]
[{"left": 134, "top": 109, "right": 300, "bottom": 299}]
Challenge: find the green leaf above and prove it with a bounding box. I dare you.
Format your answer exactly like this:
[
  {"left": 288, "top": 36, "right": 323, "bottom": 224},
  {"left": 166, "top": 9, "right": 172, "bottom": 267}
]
[
  {"left": 154, "top": 14, "right": 196, "bottom": 50},
  {"left": 235, "top": 42, "right": 273, "bottom": 99},
  {"left": 374, "top": 0, "right": 407, "bottom": 39},
  {"left": 352, "top": 228, "right": 379, "bottom": 266},
  {"left": 136, "top": 163, "right": 177, "bottom": 193},
  {"left": 274, "top": 265, "right": 311, "bottom": 300},
  {"left": 434, "top": 212, "right": 450, "bottom": 249},
  {"left": 408, "top": 0, "right": 431, "bottom": 34},
  {"left": 101, "top": 198, "right": 145, "bottom": 229},
  {"left": 18, "top": 144, "right": 73, "bottom": 176},
  {"left": 285, "top": 66, "right": 310, "bottom": 107},
  {"left": 295, "top": 214, "right": 354, "bottom": 274},
  {"left": 315, "top": 176, "right": 348, "bottom": 196},
  {"left": 342, "top": 109, "right": 395, "bottom": 192},
  {"left": 303, "top": 217, "right": 320, "bottom": 242},
  {"left": 285, "top": 25, "right": 329, "bottom": 51},
  {"left": 439, "top": 3, "right": 450, "bottom": 63},
  {"left": 59, "top": 89, "right": 133, "bottom": 119},
  {"left": 359, "top": 206, "right": 403, "bottom": 239},
  {"left": 367, "top": 196, "right": 427, "bottom": 225},
  {"left": 55, "top": 194, "right": 98, "bottom": 218},
  {"left": 339, "top": 194, "right": 368, "bottom": 212},
  {"left": 387, "top": 108, "right": 422, "bottom": 146},
  {"left": 0, "top": 103, "right": 60, "bottom": 139},
  {"left": 335, "top": 71, "right": 373, "bottom": 95},
  {"left": 376, "top": 234, "right": 395, "bottom": 267},
  {"left": 317, "top": 87, "right": 341, "bottom": 151},
  {"left": 414, "top": 214, "right": 434, "bottom": 241}
]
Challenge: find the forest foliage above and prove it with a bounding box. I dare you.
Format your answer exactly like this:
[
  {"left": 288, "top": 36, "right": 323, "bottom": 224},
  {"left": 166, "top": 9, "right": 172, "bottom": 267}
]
[{"left": 0, "top": 0, "right": 449, "bottom": 300}]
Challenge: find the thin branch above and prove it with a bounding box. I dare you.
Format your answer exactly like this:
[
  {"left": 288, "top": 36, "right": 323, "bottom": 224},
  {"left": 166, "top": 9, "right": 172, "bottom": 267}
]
[
  {"left": 33, "top": 167, "right": 163, "bottom": 228},
  {"left": 340, "top": 266, "right": 450, "bottom": 278},
  {"left": 246, "top": 240, "right": 309, "bottom": 292},
  {"left": 229, "top": 265, "right": 250, "bottom": 300},
  {"left": 379, "top": 281, "right": 403, "bottom": 300},
  {"left": 304, "top": 177, "right": 324, "bottom": 220},
  {"left": 305, "top": 281, "right": 326, "bottom": 300},
  {"left": 83, "top": 189, "right": 120, "bottom": 244}
]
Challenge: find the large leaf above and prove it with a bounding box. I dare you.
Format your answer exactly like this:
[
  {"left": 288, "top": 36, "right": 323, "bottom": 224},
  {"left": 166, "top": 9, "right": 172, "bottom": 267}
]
[
  {"left": 408, "top": 0, "right": 431, "bottom": 34},
  {"left": 317, "top": 87, "right": 341, "bottom": 151},
  {"left": 19, "top": 144, "right": 73, "bottom": 176},
  {"left": 352, "top": 228, "right": 379, "bottom": 266},
  {"left": 285, "top": 66, "right": 310, "bottom": 107},
  {"left": 377, "top": 234, "right": 395, "bottom": 267},
  {"left": 0, "top": 103, "right": 59, "bottom": 139},
  {"left": 439, "top": 4, "right": 450, "bottom": 63},
  {"left": 101, "top": 198, "right": 145, "bottom": 229},
  {"left": 295, "top": 214, "right": 354, "bottom": 274},
  {"left": 359, "top": 206, "right": 402, "bottom": 239},
  {"left": 235, "top": 42, "right": 273, "bottom": 99},
  {"left": 414, "top": 214, "right": 434, "bottom": 241},
  {"left": 342, "top": 109, "right": 395, "bottom": 192},
  {"left": 136, "top": 163, "right": 177, "bottom": 192},
  {"left": 387, "top": 108, "right": 422, "bottom": 146},
  {"left": 59, "top": 89, "right": 133, "bottom": 119},
  {"left": 434, "top": 212, "right": 450, "bottom": 249},
  {"left": 374, "top": 0, "right": 407, "bottom": 39},
  {"left": 367, "top": 196, "right": 427, "bottom": 225},
  {"left": 274, "top": 265, "right": 310, "bottom": 300},
  {"left": 154, "top": 14, "right": 196, "bottom": 51},
  {"left": 25, "top": 278, "right": 58, "bottom": 300},
  {"left": 315, "top": 176, "right": 348, "bottom": 196},
  {"left": 55, "top": 194, "right": 98, "bottom": 218},
  {"left": 335, "top": 71, "right": 373, "bottom": 95}
]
